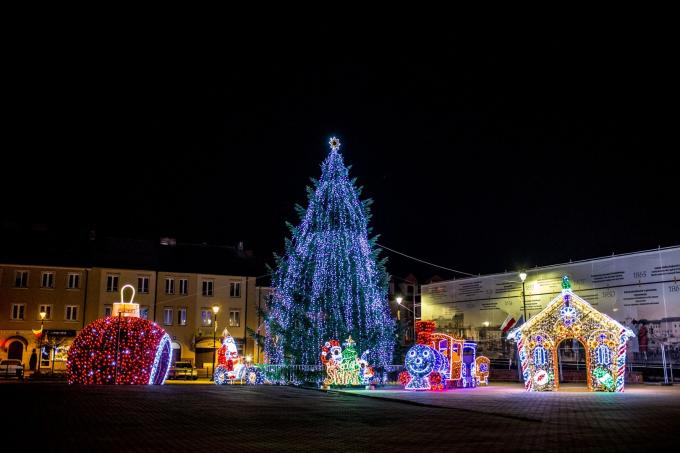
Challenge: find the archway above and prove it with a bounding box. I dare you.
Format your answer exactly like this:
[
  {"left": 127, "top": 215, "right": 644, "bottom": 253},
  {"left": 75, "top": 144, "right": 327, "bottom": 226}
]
[
  {"left": 509, "top": 276, "right": 634, "bottom": 392},
  {"left": 171, "top": 341, "right": 182, "bottom": 364},
  {"left": 8, "top": 341, "right": 24, "bottom": 361},
  {"left": 556, "top": 338, "right": 588, "bottom": 389}
]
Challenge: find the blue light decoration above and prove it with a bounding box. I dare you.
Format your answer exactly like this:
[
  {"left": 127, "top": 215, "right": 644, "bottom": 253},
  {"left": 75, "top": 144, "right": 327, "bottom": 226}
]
[
  {"left": 404, "top": 344, "right": 444, "bottom": 390},
  {"left": 595, "top": 344, "right": 612, "bottom": 366},
  {"left": 533, "top": 345, "right": 548, "bottom": 366},
  {"left": 460, "top": 342, "right": 477, "bottom": 388},
  {"left": 263, "top": 137, "right": 395, "bottom": 370}
]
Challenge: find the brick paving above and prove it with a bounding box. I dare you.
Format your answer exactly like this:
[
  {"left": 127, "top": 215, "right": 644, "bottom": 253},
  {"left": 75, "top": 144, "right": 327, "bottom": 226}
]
[{"left": 2, "top": 382, "right": 679, "bottom": 452}]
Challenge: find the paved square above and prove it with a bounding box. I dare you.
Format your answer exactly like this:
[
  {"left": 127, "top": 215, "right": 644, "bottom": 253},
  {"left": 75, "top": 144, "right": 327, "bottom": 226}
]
[{"left": 3, "top": 382, "right": 679, "bottom": 451}]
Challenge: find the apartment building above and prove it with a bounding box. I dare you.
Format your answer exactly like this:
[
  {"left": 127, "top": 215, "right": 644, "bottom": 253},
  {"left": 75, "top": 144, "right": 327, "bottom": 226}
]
[
  {"left": 0, "top": 235, "right": 265, "bottom": 372},
  {"left": 0, "top": 264, "right": 88, "bottom": 371}
]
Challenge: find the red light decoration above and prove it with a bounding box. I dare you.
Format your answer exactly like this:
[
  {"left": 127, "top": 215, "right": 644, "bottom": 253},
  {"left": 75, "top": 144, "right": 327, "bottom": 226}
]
[
  {"left": 416, "top": 320, "right": 437, "bottom": 345},
  {"left": 398, "top": 370, "right": 411, "bottom": 386},
  {"left": 67, "top": 317, "right": 171, "bottom": 385},
  {"left": 429, "top": 371, "right": 443, "bottom": 390}
]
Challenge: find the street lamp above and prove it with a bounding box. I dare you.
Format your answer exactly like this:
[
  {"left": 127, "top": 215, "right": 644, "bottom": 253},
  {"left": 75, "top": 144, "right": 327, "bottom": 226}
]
[
  {"left": 212, "top": 305, "right": 220, "bottom": 379},
  {"left": 519, "top": 272, "right": 528, "bottom": 324},
  {"left": 36, "top": 311, "right": 46, "bottom": 375},
  {"left": 396, "top": 297, "right": 416, "bottom": 344}
]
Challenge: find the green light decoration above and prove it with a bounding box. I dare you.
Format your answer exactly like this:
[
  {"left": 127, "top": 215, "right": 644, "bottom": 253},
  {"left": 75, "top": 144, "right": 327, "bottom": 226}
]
[
  {"left": 339, "top": 339, "right": 361, "bottom": 385},
  {"left": 562, "top": 276, "right": 571, "bottom": 290},
  {"left": 593, "top": 367, "right": 615, "bottom": 390}
]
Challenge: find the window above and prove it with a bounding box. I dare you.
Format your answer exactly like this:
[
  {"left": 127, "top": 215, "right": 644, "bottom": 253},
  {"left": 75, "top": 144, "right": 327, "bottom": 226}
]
[
  {"left": 106, "top": 274, "right": 119, "bottom": 292},
  {"left": 65, "top": 305, "right": 78, "bottom": 321},
  {"left": 179, "top": 278, "right": 188, "bottom": 295},
  {"left": 201, "top": 308, "right": 212, "bottom": 326},
  {"left": 164, "top": 308, "right": 173, "bottom": 325},
  {"left": 229, "top": 310, "right": 240, "bottom": 327},
  {"left": 229, "top": 282, "right": 241, "bottom": 298},
  {"left": 138, "top": 276, "right": 150, "bottom": 294},
  {"left": 11, "top": 304, "right": 25, "bottom": 320},
  {"left": 67, "top": 273, "right": 80, "bottom": 289},
  {"left": 14, "top": 271, "right": 29, "bottom": 288},
  {"left": 39, "top": 304, "right": 52, "bottom": 320},
  {"left": 202, "top": 280, "right": 214, "bottom": 297},
  {"left": 177, "top": 308, "right": 187, "bottom": 326},
  {"left": 140, "top": 306, "right": 149, "bottom": 320},
  {"left": 165, "top": 277, "right": 175, "bottom": 295},
  {"left": 41, "top": 272, "right": 55, "bottom": 288},
  {"left": 104, "top": 305, "right": 112, "bottom": 317}
]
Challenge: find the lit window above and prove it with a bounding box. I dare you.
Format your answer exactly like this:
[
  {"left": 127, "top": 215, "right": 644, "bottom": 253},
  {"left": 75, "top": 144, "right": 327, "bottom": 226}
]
[
  {"left": 177, "top": 308, "right": 187, "bottom": 326},
  {"left": 229, "top": 310, "right": 240, "bottom": 327},
  {"left": 201, "top": 309, "right": 212, "bottom": 326},
  {"left": 164, "top": 308, "right": 173, "bottom": 325}
]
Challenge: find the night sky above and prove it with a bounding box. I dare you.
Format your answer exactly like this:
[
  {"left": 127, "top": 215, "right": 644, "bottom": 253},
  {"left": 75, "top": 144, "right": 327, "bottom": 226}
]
[{"left": 4, "top": 30, "right": 676, "bottom": 280}]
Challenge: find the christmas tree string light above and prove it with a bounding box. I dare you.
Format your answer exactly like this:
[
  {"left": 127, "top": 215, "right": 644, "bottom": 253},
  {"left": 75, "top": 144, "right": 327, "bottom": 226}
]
[{"left": 264, "top": 137, "right": 395, "bottom": 370}]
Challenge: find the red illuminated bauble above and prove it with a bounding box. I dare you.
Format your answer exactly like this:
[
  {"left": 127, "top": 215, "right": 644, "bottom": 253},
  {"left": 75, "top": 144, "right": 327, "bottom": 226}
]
[{"left": 67, "top": 317, "right": 172, "bottom": 385}]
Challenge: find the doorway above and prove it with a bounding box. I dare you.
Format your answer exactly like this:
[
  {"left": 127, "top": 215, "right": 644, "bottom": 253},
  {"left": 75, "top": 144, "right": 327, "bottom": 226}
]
[
  {"left": 8, "top": 341, "right": 24, "bottom": 361},
  {"left": 171, "top": 342, "right": 181, "bottom": 364},
  {"left": 557, "top": 338, "right": 587, "bottom": 386}
]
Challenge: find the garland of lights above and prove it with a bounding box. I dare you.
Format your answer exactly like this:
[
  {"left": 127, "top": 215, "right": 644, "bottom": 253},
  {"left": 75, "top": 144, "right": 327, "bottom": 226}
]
[
  {"left": 508, "top": 276, "right": 634, "bottom": 392},
  {"left": 67, "top": 285, "right": 171, "bottom": 385},
  {"left": 264, "top": 138, "right": 395, "bottom": 369}
]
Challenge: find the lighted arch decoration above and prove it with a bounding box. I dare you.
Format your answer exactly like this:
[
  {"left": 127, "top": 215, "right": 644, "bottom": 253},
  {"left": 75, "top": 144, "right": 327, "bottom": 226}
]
[{"left": 508, "top": 276, "right": 634, "bottom": 392}]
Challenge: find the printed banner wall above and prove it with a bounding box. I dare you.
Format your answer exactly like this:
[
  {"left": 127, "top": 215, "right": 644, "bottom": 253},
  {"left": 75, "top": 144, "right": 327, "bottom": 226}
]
[{"left": 421, "top": 247, "right": 680, "bottom": 362}]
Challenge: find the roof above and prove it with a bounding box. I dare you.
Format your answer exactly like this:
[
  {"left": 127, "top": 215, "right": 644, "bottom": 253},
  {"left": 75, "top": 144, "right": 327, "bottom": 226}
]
[
  {"left": 508, "top": 288, "right": 634, "bottom": 341},
  {"left": 0, "top": 231, "right": 264, "bottom": 277}
]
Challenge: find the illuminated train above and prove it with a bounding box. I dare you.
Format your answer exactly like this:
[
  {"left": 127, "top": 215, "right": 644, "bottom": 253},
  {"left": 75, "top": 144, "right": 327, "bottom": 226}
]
[{"left": 403, "top": 333, "right": 488, "bottom": 391}]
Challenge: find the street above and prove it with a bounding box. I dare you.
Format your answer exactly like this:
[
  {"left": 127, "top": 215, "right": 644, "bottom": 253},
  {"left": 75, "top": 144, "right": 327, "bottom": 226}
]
[{"left": 3, "top": 382, "right": 680, "bottom": 451}]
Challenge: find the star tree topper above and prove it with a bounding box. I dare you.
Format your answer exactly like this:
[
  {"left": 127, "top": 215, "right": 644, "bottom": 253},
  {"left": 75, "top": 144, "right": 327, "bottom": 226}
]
[{"left": 329, "top": 137, "right": 341, "bottom": 152}]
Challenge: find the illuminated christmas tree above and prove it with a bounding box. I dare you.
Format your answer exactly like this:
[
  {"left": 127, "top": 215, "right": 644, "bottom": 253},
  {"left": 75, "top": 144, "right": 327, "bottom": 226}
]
[{"left": 264, "top": 137, "right": 394, "bottom": 368}]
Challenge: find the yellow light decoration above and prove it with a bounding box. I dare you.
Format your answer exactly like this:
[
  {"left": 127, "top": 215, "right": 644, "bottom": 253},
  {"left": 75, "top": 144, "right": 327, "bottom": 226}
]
[
  {"left": 508, "top": 276, "right": 634, "bottom": 392},
  {"left": 112, "top": 285, "right": 140, "bottom": 318}
]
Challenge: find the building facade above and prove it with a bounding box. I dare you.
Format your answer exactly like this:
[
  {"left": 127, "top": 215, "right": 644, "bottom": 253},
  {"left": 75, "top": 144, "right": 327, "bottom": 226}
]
[
  {"left": 420, "top": 246, "right": 680, "bottom": 365},
  {"left": 0, "top": 264, "right": 88, "bottom": 372},
  {"left": 1, "top": 263, "right": 262, "bottom": 373}
]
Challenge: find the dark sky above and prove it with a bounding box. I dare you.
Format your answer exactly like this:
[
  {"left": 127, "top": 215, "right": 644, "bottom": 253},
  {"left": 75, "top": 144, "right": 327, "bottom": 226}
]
[{"left": 4, "top": 29, "right": 676, "bottom": 280}]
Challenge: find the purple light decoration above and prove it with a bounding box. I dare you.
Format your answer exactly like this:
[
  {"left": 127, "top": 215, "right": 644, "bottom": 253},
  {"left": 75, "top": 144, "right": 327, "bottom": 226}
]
[{"left": 264, "top": 138, "right": 395, "bottom": 367}]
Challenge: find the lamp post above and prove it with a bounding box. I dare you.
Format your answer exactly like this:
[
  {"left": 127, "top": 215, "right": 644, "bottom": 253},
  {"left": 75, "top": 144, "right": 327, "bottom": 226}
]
[
  {"left": 396, "top": 297, "right": 416, "bottom": 344},
  {"left": 212, "top": 305, "right": 220, "bottom": 379},
  {"left": 519, "top": 272, "right": 528, "bottom": 323},
  {"left": 36, "top": 311, "right": 46, "bottom": 375}
]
